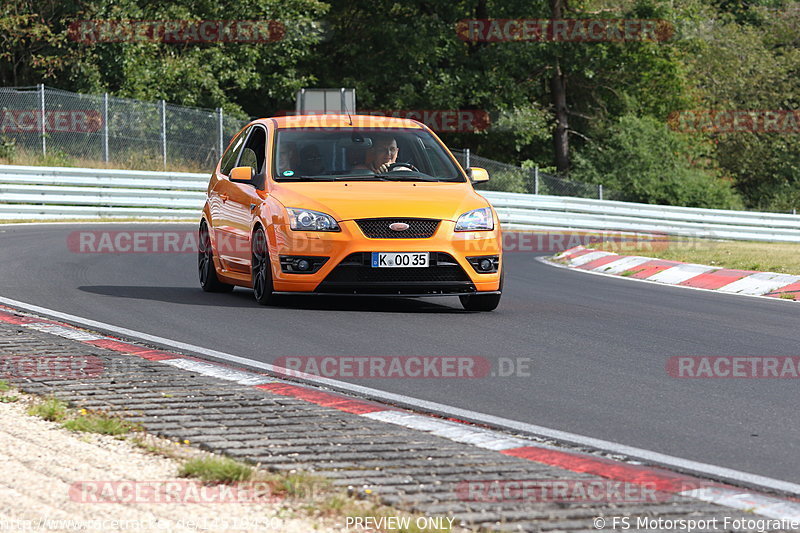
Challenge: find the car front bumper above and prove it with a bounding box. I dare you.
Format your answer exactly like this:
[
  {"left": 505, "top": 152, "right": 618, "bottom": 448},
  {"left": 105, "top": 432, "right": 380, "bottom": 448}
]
[{"left": 268, "top": 220, "right": 502, "bottom": 294}]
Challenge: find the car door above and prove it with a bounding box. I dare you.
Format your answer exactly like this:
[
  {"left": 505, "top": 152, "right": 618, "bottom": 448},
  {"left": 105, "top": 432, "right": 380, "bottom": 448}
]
[
  {"left": 215, "top": 125, "right": 269, "bottom": 273},
  {"left": 211, "top": 126, "right": 251, "bottom": 272}
]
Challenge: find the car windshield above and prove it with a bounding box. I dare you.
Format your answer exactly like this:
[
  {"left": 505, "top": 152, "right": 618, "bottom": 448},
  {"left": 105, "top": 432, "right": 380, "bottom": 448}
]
[{"left": 273, "top": 128, "right": 465, "bottom": 182}]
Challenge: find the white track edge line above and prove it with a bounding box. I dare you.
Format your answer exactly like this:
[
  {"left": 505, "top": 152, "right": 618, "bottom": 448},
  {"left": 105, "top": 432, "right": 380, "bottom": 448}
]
[
  {"left": 1, "top": 294, "right": 799, "bottom": 497},
  {"left": 537, "top": 256, "right": 800, "bottom": 305}
]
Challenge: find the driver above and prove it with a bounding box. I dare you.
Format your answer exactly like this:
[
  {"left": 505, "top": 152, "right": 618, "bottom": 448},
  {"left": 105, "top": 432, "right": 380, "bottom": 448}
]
[{"left": 353, "top": 135, "right": 398, "bottom": 173}]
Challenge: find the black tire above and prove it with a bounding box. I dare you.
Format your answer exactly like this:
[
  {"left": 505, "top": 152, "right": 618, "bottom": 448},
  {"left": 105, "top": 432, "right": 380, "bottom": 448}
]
[
  {"left": 460, "top": 270, "right": 503, "bottom": 311},
  {"left": 251, "top": 227, "right": 277, "bottom": 305},
  {"left": 198, "top": 222, "right": 234, "bottom": 293}
]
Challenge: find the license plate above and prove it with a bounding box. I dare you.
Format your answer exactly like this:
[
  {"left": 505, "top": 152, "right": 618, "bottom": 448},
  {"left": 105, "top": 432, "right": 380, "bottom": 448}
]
[{"left": 371, "top": 252, "right": 429, "bottom": 268}]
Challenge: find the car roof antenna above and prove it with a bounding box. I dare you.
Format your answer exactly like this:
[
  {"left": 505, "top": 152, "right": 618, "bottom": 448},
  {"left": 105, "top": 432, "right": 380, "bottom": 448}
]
[{"left": 341, "top": 88, "right": 353, "bottom": 125}]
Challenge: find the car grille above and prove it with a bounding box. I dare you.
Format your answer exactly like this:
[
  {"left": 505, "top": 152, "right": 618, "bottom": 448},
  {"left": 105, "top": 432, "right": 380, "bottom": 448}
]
[
  {"left": 355, "top": 218, "right": 440, "bottom": 239},
  {"left": 315, "top": 252, "right": 474, "bottom": 294}
]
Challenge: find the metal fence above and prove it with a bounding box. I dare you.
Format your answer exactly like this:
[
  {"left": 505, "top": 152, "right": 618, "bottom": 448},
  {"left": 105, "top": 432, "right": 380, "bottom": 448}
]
[
  {"left": 3, "top": 165, "right": 800, "bottom": 243},
  {"left": 452, "top": 150, "right": 617, "bottom": 200},
  {"left": 0, "top": 85, "right": 618, "bottom": 199},
  {"left": 0, "top": 85, "right": 249, "bottom": 171}
]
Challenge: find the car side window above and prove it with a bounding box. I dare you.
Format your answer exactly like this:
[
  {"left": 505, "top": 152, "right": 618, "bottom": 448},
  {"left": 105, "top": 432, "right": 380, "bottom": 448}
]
[
  {"left": 240, "top": 126, "right": 267, "bottom": 174},
  {"left": 220, "top": 128, "right": 250, "bottom": 175}
]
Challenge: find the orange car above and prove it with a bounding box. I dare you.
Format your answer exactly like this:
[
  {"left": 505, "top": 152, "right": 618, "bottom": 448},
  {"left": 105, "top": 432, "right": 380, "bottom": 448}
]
[{"left": 199, "top": 115, "right": 503, "bottom": 311}]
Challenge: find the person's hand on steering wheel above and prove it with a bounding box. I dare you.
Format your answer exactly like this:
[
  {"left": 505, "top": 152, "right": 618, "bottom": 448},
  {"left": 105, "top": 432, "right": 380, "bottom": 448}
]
[{"left": 376, "top": 162, "right": 419, "bottom": 173}]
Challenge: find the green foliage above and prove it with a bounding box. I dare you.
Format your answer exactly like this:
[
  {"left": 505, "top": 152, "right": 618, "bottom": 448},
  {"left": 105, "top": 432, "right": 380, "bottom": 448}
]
[
  {"left": 62, "top": 411, "right": 136, "bottom": 435},
  {"left": 275, "top": 472, "right": 326, "bottom": 498},
  {"left": 179, "top": 456, "right": 254, "bottom": 484},
  {"left": 28, "top": 397, "right": 69, "bottom": 422},
  {"left": 572, "top": 114, "right": 743, "bottom": 208},
  {"left": 678, "top": 1, "right": 800, "bottom": 210},
  {"left": 0, "top": 136, "right": 17, "bottom": 160},
  {"left": 1, "top": 0, "right": 798, "bottom": 209}
]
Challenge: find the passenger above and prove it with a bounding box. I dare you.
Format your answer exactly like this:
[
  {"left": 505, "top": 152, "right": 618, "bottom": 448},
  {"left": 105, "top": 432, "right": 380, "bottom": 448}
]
[{"left": 353, "top": 135, "right": 398, "bottom": 173}]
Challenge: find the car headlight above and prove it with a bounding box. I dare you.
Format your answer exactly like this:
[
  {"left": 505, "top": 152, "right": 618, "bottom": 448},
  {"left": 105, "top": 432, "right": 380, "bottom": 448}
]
[
  {"left": 286, "top": 208, "right": 340, "bottom": 231},
  {"left": 455, "top": 207, "right": 494, "bottom": 231}
]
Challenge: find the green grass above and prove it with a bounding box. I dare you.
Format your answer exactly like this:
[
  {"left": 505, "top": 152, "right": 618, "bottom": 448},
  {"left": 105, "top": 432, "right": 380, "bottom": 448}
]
[
  {"left": 0, "top": 147, "right": 209, "bottom": 174},
  {"left": 27, "top": 398, "right": 136, "bottom": 434},
  {"left": 179, "top": 456, "right": 254, "bottom": 484},
  {"left": 0, "top": 396, "right": 20, "bottom": 403},
  {"left": 273, "top": 471, "right": 326, "bottom": 498},
  {"left": 62, "top": 411, "right": 136, "bottom": 435},
  {"left": 0, "top": 380, "right": 10, "bottom": 392},
  {"left": 27, "top": 397, "right": 69, "bottom": 422}
]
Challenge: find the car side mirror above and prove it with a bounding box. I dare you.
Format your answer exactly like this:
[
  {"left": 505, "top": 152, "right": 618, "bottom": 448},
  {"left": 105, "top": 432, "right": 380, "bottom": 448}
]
[
  {"left": 467, "top": 167, "right": 489, "bottom": 184},
  {"left": 230, "top": 166, "right": 255, "bottom": 184}
]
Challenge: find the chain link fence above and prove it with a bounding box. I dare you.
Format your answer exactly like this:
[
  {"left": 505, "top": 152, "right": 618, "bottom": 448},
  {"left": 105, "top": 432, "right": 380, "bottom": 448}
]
[
  {"left": 0, "top": 85, "right": 616, "bottom": 198},
  {"left": 0, "top": 85, "right": 249, "bottom": 171},
  {"left": 452, "top": 149, "right": 619, "bottom": 200}
]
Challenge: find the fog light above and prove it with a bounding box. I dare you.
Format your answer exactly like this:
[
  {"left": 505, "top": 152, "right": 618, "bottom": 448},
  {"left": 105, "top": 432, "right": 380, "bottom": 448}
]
[
  {"left": 466, "top": 255, "right": 498, "bottom": 274},
  {"left": 279, "top": 255, "right": 329, "bottom": 274}
]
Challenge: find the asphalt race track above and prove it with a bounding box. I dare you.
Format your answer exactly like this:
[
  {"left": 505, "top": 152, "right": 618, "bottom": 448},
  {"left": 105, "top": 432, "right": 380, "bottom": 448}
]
[{"left": 1, "top": 223, "right": 798, "bottom": 484}]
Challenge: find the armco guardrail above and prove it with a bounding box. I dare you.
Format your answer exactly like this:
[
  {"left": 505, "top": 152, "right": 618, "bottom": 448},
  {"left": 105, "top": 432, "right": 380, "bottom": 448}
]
[
  {"left": 483, "top": 191, "right": 800, "bottom": 242},
  {"left": 0, "top": 165, "right": 207, "bottom": 219},
  {"left": 1, "top": 165, "right": 799, "bottom": 242}
]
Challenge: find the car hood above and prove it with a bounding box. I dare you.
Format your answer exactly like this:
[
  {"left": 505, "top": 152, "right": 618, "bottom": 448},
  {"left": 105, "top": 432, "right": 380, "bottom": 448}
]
[{"left": 271, "top": 181, "right": 490, "bottom": 221}]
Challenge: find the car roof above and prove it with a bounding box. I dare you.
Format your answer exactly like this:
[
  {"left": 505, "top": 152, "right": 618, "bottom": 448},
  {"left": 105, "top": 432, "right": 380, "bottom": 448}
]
[{"left": 263, "top": 114, "right": 426, "bottom": 130}]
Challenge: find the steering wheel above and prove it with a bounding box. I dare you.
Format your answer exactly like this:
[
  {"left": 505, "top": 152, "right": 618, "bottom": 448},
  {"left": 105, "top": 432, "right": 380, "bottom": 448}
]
[{"left": 386, "top": 162, "right": 419, "bottom": 172}]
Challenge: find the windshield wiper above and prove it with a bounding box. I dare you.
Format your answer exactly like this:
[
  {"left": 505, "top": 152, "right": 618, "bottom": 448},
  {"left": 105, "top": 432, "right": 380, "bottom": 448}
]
[
  {"left": 372, "top": 173, "right": 445, "bottom": 181},
  {"left": 331, "top": 175, "right": 391, "bottom": 181}
]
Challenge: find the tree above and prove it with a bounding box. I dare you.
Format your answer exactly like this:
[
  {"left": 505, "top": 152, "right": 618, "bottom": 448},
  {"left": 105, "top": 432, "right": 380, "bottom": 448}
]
[{"left": 571, "top": 114, "right": 743, "bottom": 208}]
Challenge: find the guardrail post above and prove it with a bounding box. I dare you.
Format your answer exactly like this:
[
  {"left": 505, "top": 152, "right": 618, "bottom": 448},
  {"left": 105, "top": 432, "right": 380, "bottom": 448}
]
[
  {"left": 534, "top": 166, "right": 540, "bottom": 195},
  {"left": 160, "top": 99, "right": 167, "bottom": 171},
  {"left": 217, "top": 108, "right": 223, "bottom": 159},
  {"left": 39, "top": 84, "right": 46, "bottom": 156},
  {"left": 598, "top": 184, "right": 603, "bottom": 200},
  {"left": 103, "top": 93, "right": 109, "bottom": 163}
]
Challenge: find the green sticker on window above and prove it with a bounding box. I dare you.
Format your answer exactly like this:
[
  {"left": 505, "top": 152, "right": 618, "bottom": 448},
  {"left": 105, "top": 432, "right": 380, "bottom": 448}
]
[{"left": 282, "top": 170, "right": 295, "bottom": 176}]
